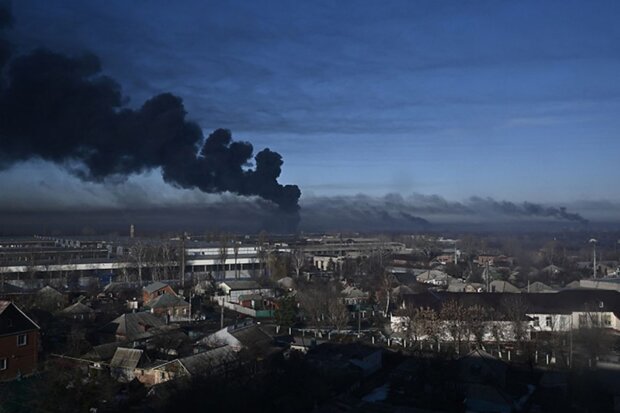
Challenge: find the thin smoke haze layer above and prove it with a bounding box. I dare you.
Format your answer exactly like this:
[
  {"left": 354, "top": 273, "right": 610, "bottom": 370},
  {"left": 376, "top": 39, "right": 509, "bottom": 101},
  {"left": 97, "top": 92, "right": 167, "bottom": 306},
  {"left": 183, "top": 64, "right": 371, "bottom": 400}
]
[
  {"left": 0, "top": 5, "right": 301, "bottom": 213},
  {"left": 300, "top": 193, "right": 589, "bottom": 232}
]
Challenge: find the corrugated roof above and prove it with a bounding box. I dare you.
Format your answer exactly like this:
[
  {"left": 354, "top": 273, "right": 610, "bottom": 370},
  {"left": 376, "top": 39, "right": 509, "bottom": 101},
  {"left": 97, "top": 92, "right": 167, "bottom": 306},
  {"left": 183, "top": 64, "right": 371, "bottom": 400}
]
[
  {"left": 179, "top": 346, "right": 238, "bottom": 376},
  {"left": 110, "top": 348, "right": 145, "bottom": 370},
  {"left": 82, "top": 342, "right": 125, "bottom": 362},
  {"left": 229, "top": 324, "right": 277, "bottom": 355}
]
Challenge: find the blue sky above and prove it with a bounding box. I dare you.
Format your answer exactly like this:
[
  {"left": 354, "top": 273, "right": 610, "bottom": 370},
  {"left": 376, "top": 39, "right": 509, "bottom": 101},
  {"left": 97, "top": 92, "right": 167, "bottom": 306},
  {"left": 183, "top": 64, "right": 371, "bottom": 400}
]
[{"left": 3, "top": 0, "right": 620, "bottom": 207}]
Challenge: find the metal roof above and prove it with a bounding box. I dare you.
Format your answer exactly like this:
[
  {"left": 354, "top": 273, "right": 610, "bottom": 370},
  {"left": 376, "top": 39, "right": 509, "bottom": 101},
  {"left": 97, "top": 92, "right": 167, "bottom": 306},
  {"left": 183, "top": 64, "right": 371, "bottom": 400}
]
[
  {"left": 110, "top": 348, "right": 145, "bottom": 370},
  {"left": 146, "top": 293, "right": 189, "bottom": 309},
  {"left": 179, "top": 345, "right": 238, "bottom": 376},
  {"left": 61, "top": 302, "right": 94, "bottom": 314},
  {"left": 108, "top": 312, "right": 166, "bottom": 340},
  {"left": 143, "top": 281, "right": 170, "bottom": 294}
]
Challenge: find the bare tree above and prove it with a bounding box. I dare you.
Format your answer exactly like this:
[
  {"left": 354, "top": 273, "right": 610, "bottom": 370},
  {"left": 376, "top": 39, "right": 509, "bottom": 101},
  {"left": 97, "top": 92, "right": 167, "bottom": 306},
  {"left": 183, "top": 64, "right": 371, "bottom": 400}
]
[
  {"left": 147, "top": 244, "right": 163, "bottom": 281},
  {"left": 291, "top": 247, "right": 306, "bottom": 278},
  {"left": 233, "top": 242, "right": 240, "bottom": 279},
  {"left": 297, "top": 282, "right": 328, "bottom": 330},
  {"left": 256, "top": 231, "right": 268, "bottom": 279},
  {"left": 218, "top": 234, "right": 229, "bottom": 280},
  {"left": 401, "top": 305, "right": 427, "bottom": 347},
  {"left": 420, "top": 307, "right": 441, "bottom": 349},
  {"left": 130, "top": 241, "right": 147, "bottom": 283},
  {"left": 501, "top": 295, "right": 529, "bottom": 346},
  {"left": 440, "top": 299, "right": 468, "bottom": 354},
  {"left": 327, "top": 292, "right": 350, "bottom": 332},
  {"left": 298, "top": 280, "right": 349, "bottom": 332},
  {"left": 465, "top": 304, "right": 488, "bottom": 350},
  {"left": 160, "top": 241, "right": 176, "bottom": 281}
]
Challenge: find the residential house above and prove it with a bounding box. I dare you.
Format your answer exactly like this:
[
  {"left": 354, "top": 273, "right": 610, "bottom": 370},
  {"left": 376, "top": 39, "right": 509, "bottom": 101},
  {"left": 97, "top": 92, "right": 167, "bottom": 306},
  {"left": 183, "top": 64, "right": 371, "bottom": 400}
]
[
  {"left": 104, "top": 311, "right": 168, "bottom": 342},
  {"left": 415, "top": 269, "right": 452, "bottom": 286},
  {"left": 489, "top": 280, "right": 520, "bottom": 293},
  {"left": 201, "top": 321, "right": 279, "bottom": 357},
  {"left": 143, "top": 293, "right": 189, "bottom": 320},
  {"left": 59, "top": 301, "right": 96, "bottom": 321},
  {"left": 276, "top": 276, "right": 295, "bottom": 292},
  {"left": 34, "top": 286, "right": 66, "bottom": 312},
  {"left": 541, "top": 265, "right": 564, "bottom": 276},
  {"left": 447, "top": 281, "right": 484, "bottom": 293},
  {"left": 578, "top": 278, "right": 620, "bottom": 292},
  {"left": 476, "top": 255, "right": 498, "bottom": 266},
  {"left": 135, "top": 345, "right": 239, "bottom": 386},
  {"left": 306, "top": 343, "right": 382, "bottom": 377},
  {"left": 393, "top": 292, "right": 530, "bottom": 343},
  {"left": 341, "top": 285, "right": 369, "bottom": 305},
  {"left": 142, "top": 281, "right": 177, "bottom": 304},
  {"left": 524, "top": 281, "right": 557, "bottom": 294},
  {"left": 526, "top": 290, "right": 620, "bottom": 333},
  {"left": 238, "top": 294, "right": 275, "bottom": 311},
  {"left": 0, "top": 301, "right": 40, "bottom": 381},
  {"left": 110, "top": 347, "right": 150, "bottom": 382},
  {"left": 458, "top": 349, "right": 508, "bottom": 388},
  {"left": 217, "top": 280, "right": 273, "bottom": 304}
]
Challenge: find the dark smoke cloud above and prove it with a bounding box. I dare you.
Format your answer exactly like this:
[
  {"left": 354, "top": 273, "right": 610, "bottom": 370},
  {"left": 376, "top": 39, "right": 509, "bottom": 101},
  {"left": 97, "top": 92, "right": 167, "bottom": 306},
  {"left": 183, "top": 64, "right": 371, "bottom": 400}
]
[
  {"left": 411, "top": 194, "right": 589, "bottom": 224},
  {"left": 300, "top": 193, "right": 589, "bottom": 231},
  {"left": 0, "top": 6, "right": 300, "bottom": 213}
]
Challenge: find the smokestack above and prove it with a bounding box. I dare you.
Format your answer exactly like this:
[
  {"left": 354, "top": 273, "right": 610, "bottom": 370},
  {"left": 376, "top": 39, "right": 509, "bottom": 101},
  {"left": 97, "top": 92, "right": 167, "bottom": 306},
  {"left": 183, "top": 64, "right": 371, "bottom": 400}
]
[{"left": 130, "top": 224, "right": 135, "bottom": 239}]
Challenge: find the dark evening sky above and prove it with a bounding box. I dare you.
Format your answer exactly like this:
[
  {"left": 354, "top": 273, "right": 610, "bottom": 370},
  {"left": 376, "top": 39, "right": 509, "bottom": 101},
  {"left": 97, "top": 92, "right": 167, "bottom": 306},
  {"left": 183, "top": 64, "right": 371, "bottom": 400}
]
[{"left": 1, "top": 0, "right": 619, "bottom": 225}]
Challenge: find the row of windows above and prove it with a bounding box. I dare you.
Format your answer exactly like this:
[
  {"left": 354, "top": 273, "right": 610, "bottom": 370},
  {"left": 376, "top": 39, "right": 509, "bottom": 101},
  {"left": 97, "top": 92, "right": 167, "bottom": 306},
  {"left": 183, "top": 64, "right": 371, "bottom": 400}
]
[
  {"left": 532, "top": 316, "right": 554, "bottom": 328},
  {"left": 532, "top": 314, "right": 613, "bottom": 328},
  {"left": 578, "top": 313, "right": 612, "bottom": 327}
]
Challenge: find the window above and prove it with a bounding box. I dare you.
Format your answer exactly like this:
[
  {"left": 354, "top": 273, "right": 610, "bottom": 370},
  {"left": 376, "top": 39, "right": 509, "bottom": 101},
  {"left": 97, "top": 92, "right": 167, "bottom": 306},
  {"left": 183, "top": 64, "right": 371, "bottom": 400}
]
[
  {"left": 545, "top": 316, "right": 552, "bottom": 328},
  {"left": 603, "top": 314, "right": 612, "bottom": 326},
  {"left": 17, "top": 334, "right": 27, "bottom": 347},
  {"left": 533, "top": 317, "right": 540, "bottom": 327},
  {"left": 0, "top": 358, "right": 6, "bottom": 371}
]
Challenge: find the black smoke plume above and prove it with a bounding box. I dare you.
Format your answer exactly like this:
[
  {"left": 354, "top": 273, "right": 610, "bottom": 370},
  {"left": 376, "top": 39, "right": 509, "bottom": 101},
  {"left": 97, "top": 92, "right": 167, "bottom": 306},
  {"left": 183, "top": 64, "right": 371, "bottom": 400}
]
[
  {"left": 300, "top": 193, "right": 589, "bottom": 232},
  {"left": 0, "top": 6, "right": 300, "bottom": 213}
]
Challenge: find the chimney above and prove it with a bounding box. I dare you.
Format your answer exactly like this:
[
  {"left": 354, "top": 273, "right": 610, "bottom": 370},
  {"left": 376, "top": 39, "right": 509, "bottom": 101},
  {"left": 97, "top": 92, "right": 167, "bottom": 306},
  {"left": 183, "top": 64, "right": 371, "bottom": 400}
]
[{"left": 130, "top": 224, "right": 135, "bottom": 239}]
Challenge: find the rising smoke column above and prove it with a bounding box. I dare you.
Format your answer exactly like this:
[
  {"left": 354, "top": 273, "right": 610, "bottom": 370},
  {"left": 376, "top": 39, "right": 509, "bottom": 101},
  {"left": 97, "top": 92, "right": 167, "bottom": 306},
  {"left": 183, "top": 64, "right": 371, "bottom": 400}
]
[{"left": 0, "top": 6, "right": 301, "bottom": 213}]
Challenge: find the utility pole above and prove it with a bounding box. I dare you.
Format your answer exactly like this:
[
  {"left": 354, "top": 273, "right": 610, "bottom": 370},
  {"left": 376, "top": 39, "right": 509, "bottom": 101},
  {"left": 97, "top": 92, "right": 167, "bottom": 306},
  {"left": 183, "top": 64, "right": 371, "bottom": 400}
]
[
  {"left": 220, "top": 303, "right": 224, "bottom": 329},
  {"left": 454, "top": 240, "right": 458, "bottom": 265},
  {"left": 485, "top": 261, "right": 490, "bottom": 292},
  {"left": 358, "top": 305, "right": 362, "bottom": 336},
  {"left": 590, "top": 238, "right": 598, "bottom": 279},
  {"left": 569, "top": 314, "right": 573, "bottom": 368}
]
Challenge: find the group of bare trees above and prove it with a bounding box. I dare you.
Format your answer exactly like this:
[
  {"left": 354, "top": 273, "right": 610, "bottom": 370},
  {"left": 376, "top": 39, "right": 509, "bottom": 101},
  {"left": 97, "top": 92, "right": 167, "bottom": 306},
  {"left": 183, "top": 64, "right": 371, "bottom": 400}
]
[
  {"left": 297, "top": 280, "right": 350, "bottom": 331},
  {"left": 129, "top": 241, "right": 178, "bottom": 282},
  {"left": 399, "top": 297, "right": 531, "bottom": 354}
]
